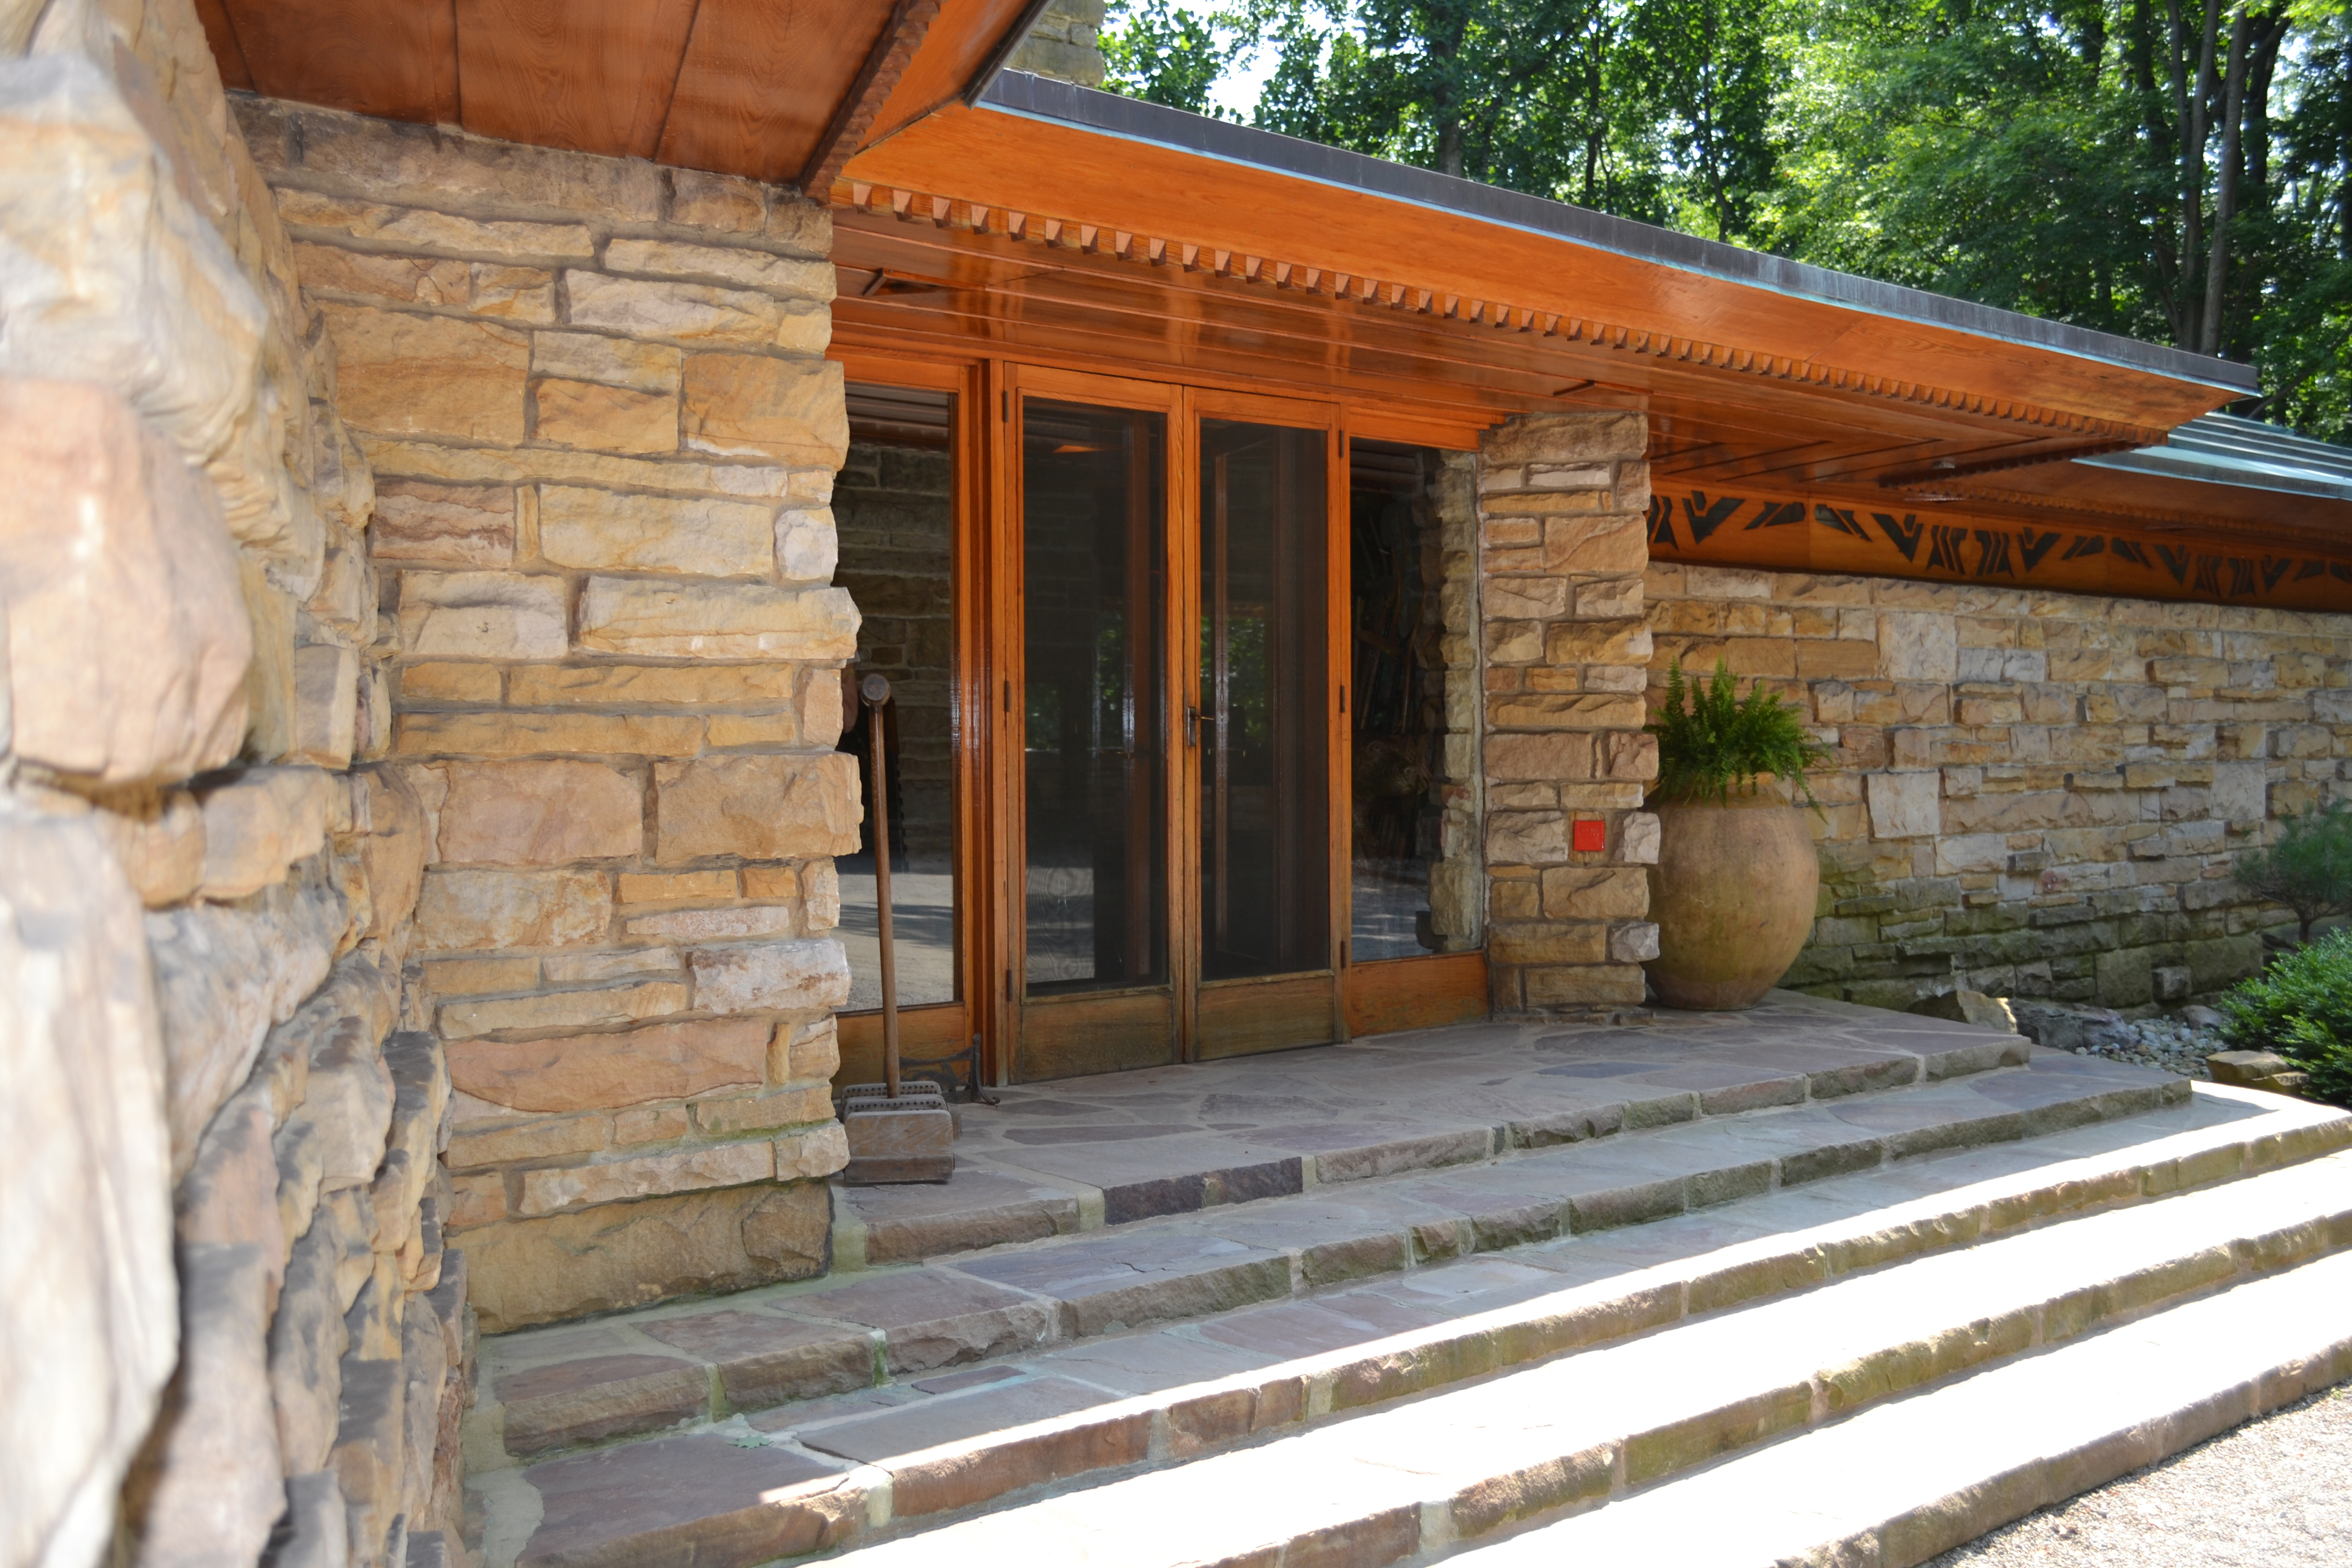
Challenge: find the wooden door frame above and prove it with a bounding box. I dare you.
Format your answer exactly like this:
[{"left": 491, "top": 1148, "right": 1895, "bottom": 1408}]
[
  {"left": 1000, "top": 363, "right": 1191, "bottom": 1082},
  {"left": 825, "top": 345, "right": 1494, "bottom": 1087},
  {"left": 826, "top": 351, "right": 998, "bottom": 1088},
  {"left": 1185, "top": 386, "right": 1350, "bottom": 1061}
]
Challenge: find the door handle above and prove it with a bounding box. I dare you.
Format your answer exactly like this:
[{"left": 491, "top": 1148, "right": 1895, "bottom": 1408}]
[{"left": 1185, "top": 703, "right": 1199, "bottom": 747}]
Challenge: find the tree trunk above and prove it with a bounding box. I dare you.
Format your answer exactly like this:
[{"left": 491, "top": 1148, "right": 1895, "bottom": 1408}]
[{"left": 2199, "top": 7, "right": 2251, "bottom": 355}]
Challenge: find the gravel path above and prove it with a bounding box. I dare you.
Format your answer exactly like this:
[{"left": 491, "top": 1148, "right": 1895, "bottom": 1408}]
[{"left": 1931, "top": 1382, "right": 2352, "bottom": 1565}]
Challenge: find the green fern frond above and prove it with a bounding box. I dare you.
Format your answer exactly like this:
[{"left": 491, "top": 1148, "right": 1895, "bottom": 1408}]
[{"left": 1645, "top": 656, "right": 1832, "bottom": 808}]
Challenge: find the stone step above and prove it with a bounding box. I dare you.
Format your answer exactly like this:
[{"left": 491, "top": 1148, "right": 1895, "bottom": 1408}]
[
  {"left": 804, "top": 1145, "right": 2352, "bottom": 1567},
  {"left": 830, "top": 996, "right": 2041, "bottom": 1269},
  {"left": 462, "top": 1084, "right": 2350, "bottom": 1567},
  {"left": 469, "top": 1048, "right": 2178, "bottom": 1466},
  {"left": 1458, "top": 1244, "right": 2352, "bottom": 1565}
]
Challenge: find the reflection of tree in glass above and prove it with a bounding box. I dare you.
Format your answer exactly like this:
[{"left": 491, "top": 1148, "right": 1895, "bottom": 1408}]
[{"left": 1094, "top": 617, "right": 1128, "bottom": 752}]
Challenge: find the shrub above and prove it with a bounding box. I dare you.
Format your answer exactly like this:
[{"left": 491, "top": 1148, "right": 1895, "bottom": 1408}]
[
  {"left": 2218, "top": 927, "right": 2352, "bottom": 1106},
  {"left": 2235, "top": 798, "right": 2352, "bottom": 945},
  {"left": 1646, "top": 657, "right": 1832, "bottom": 806}
]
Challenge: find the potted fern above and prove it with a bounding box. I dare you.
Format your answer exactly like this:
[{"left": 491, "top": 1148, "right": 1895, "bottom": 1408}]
[{"left": 1643, "top": 658, "right": 1832, "bottom": 1009}]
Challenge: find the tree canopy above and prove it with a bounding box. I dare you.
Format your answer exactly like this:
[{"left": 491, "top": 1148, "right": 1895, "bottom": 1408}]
[{"left": 1100, "top": 0, "right": 2352, "bottom": 440}]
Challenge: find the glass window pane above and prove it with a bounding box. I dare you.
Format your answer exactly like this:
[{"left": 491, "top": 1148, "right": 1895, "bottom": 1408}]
[
  {"left": 1350, "top": 439, "right": 1478, "bottom": 960},
  {"left": 836, "top": 383, "right": 957, "bottom": 1010},
  {"left": 1023, "top": 400, "right": 1169, "bottom": 994},
  {"left": 1200, "top": 420, "right": 1330, "bottom": 981}
]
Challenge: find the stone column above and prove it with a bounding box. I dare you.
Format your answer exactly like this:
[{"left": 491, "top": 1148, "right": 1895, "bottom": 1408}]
[{"left": 1477, "top": 413, "right": 1660, "bottom": 1015}]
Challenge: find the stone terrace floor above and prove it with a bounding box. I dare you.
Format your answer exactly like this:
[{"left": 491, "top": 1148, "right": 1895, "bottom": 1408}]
[{"left": 831, "top": 990, "right": 2033, "bottom": 1267}]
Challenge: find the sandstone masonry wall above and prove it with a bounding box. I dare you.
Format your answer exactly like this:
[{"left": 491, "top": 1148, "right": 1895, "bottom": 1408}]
[
  {"left": 231, "top": 99, "right": 860, "bottom": 1335},
  {"left": 1643, "top": 565, "right": 2352, "bottom": 1011},
  {"left": 1009, "top": 0, "right": 1108, "bottom": 86},
  {"left": 1477, "top": 414, "right": 1661, "bottom": 1013},
  {"left": 2, "top": 4, "right": 463, "bottom": 1567}
]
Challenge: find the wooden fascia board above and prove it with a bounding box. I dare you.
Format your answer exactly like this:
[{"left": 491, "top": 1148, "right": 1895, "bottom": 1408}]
[{"left": 842, "top": 104, "right": 2242, "bottom": 437}]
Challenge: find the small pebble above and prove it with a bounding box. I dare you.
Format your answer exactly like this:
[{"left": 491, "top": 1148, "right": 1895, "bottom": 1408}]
[{"left": 2067, "top": 1016, "right": 2226, "bottom": 1080}]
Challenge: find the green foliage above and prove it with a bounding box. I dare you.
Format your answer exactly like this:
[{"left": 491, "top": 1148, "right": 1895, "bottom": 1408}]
[
  {"left": 1645, "top": 657, "right": 1833, "bottom": 806},
  {"left": 2237, "top": 797, "right": 2352, "bottom": 943},
  {"left": 1098, "top": 0, "right": 2352, "bottom": 442},
  {"left": 2219, "top": 926, "right": 2352, "bottom": 1106},
  {"left": 1104, "top": 0, "right": 1238, "bottom": 113}
]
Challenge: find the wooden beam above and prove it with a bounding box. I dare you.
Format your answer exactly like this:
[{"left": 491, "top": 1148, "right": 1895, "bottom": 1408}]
[{"left": 800, "top": 0, "right": 944, "bottom": 195}]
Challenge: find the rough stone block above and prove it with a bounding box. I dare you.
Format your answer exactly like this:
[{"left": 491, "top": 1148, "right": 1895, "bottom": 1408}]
[
  {"left": 530, "top": 330, "right": 680, "bottom": 393},
  {"left": 680, "top": 353, "right": 847, "bottom": 466},
  {"left": 93, "top": 788, "right": 208, "bottom": 908},
  {"left": 530, "top": 379, "right": 675, "bottom": 455},
  {"left": 273, "top": 1220, "right": 353, "bottom": 1473},
  {"left": 260, "top": 1470, "right": 350, "bottom": 1568},
  {"left": 453, "top": 1183, "right": 832, "bottom": 1331},
  {"left": 289, "top": 644, "right": 361, "bottom": 768},
  {"left": 653, "top": 752, "right": 860, "bottom": 861},
  {"left": 519, "top": 1139, "right": 777, "bottom": 1215},
  {"left": 395, "top": 571, "right": 567, "bottom": 660},
  {"left": 575, "top": 576, "right": 857, "bottom": 659},
  {"left": 179, "top": 1089, "right": 289, "bottom": 1290},
  {"left": 196, "top": 766, "right": 337, "bottom": 899},
  {"left": 1877, "top": 611, "right": 1958, "bottom": 681},
  {"left": 413, "top": 868, "right": 610, "bottom": 952},
  {"left": 602, "top": 238, "right": 832, "bottom": 299},
  {"left": 433, "top": 759, "right": 643, "bottom": 866},
  {"left": 694, "top": 1084, "right": 834, "bottom": 1135},
  {"left": 449, "top": 1016, "right": 771, "bottom": 1114},
  {"left": 395, "top": 710, "right": 704, "bottom": 760},
  {"left": 689, "top": 938, "right": 852, "bottom": 1014},
  {"left": 566, "top": 272, "right": 826, "bottom": 351},
  {"left": 131, "top": 1243, "right": 285, "bottom": 1565},
  {"left": 321, "top": 303, "right": 527, "bottom": 442},
  {"left": 774, "top": 507, "right": 838, "bottom": 584},
  {"left": 0, "top": 378, "right": 250, "bottom": 782},
  {"left": 438, "top": 971, "right": 690, "bottom": 1037},
  {"left": 536, "top": 486, "right": 773, "bottom": 577},
  {"left": 1866, "top": 772, "right": 1941, "bottom": 840},
  {"left": 329, "top": 1358, "right": 405, "bottom": 1560}
]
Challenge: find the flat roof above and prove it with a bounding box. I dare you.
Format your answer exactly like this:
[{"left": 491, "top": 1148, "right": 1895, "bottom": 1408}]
[
  {"left": 2085, "top": 413, "right": 2352, "bottom": 502},
  {"left": 979, "top": 71, "right": 2261, "bottom": 401}
]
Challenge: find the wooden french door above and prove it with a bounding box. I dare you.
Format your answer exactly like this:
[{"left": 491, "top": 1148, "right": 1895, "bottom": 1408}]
[
  {"left": 827, "top": 350, "right": 1489, "bottom": 1089},
  {"left": 998, "top": 369, "right": 1347, "bottom": 1080}
]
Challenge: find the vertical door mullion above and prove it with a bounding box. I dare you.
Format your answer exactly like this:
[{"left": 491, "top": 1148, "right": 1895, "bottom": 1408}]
[
  {"left": 991, "top": 362, "right": 1024, "bottom": 1081},
  {"left": 1170, "top": 388, "right": 1201, "bottom": 1064},
  {"left": 1328, "top": 424, "right": 1353, "bottom": 1041}
]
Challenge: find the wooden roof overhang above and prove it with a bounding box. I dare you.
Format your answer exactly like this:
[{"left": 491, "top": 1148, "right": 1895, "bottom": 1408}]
[
  {"left": 192, "top": 0, "right": 1045, "bottom": 191},
  {"left": 832, "top": 75, "right": 2352, "bottom": 610}
]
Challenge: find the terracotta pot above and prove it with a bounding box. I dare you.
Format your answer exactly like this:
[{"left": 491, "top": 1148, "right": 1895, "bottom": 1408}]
[{"left": 1643, "top": 795, "right": 1820, "bottom": 1011}]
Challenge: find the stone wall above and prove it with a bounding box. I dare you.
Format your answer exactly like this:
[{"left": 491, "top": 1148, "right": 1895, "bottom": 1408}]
[
  {"left": 1, "top": 3, "right": 463, "bottom": 1567},
  {"left": 1010, "top": 0, "right": 1107, "bottom": 86},
  {"left": 1642, "top": 565, "right": 2352, "bottom": 1010},
  {"left": 230, "top": 98, "right": 859, "bottom": 1333},
  {"left": 1476, "top": 414, "right": 1661, "bottom": 1013}
]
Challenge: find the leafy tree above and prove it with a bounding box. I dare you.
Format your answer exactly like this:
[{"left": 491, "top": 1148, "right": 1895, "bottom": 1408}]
[
  {"left": 2237, "top": 797, "right": 2352, "bottom": 943},
  {"left": 1094, "top": 0, "right": 2352, "bottom": 440},
  {"left": 1103, "top": 0, "right": 1236, "bottom": 113}
]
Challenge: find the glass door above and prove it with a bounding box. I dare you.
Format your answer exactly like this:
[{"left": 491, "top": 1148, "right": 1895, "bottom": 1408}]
[
  {"left": 1190, "top": 403, "right": 1345, "bottom": 1060},
  {"left": 1000, "top": 374, "right": 1347, "bottom": 1079},
  {"left": 1006, "top": 372, "right": 1182, "bottom": 1081}
]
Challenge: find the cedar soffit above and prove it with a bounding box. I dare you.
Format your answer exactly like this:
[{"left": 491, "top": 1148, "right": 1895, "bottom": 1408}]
[{"left": 192, "top": 0, "right": 1038, "bottom": 188}]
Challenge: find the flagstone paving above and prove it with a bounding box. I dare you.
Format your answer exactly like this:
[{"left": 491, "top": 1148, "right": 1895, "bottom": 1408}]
[
  {"left": 468, "top": 997, "right": 2189, "bottom": 1474},
  {"left": 832, "top": 991, "right": 2036, "bottom": 1265}
]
